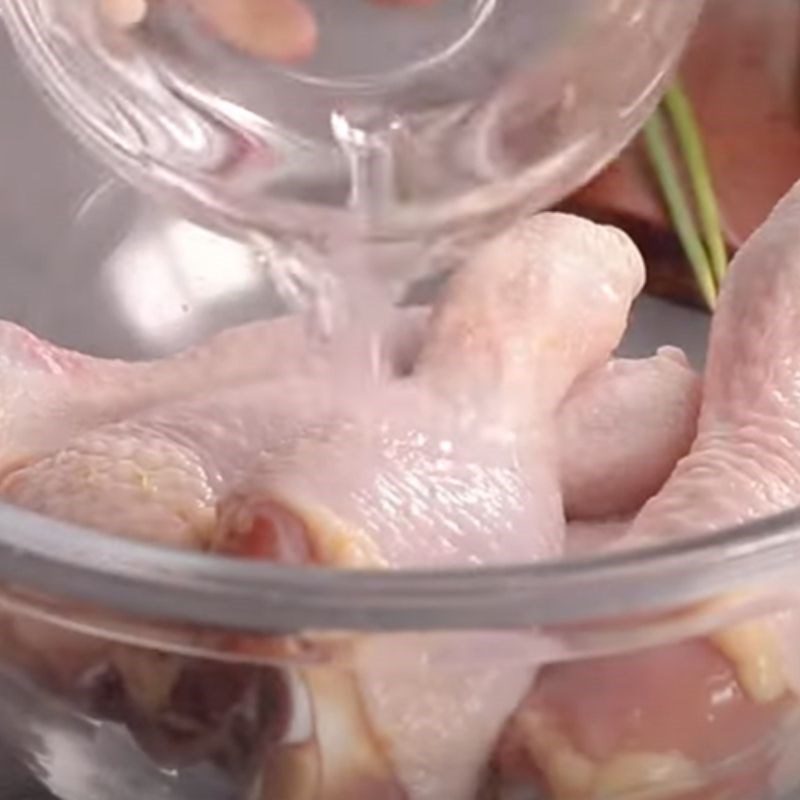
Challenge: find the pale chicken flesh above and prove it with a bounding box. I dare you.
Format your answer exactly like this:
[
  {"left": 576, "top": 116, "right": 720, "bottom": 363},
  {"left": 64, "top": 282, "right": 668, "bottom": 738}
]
[{"left": 558, "top": 347, "right": 701, "bottom": 520}]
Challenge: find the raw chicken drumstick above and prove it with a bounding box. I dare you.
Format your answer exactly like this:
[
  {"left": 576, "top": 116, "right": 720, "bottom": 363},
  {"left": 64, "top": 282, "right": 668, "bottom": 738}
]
[
  {"left": 217, "top": 212, "right": 644, "bottom": 800},
  {"left": 221, "top": 212, "right": 645, "bottom": 571},
  {"left": 497, "top": 180, "right": 800, "bottom": 800}
]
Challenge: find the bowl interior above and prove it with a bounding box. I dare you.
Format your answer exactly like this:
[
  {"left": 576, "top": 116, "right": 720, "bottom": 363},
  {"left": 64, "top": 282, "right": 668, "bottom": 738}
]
[{"left": 4, "top": 21, "right": 785, "bottom": 640}]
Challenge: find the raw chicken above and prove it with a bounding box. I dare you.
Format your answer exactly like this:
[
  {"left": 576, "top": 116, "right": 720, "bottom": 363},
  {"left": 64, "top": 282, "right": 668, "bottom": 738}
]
[
  {"left": 223, "top": 213, "right": 645, "bottom": 570},
  {"left": 564, "top": 518, "right": 632, "bottom": 556},
  {"left": 0, "top": 309, "right": 698, "bottom": 546},
  {"left": 0, "top": 310, "right": 423, "bottom": 478},
  {"left": 495, "top": 641, "right": 789, "bottom": 800},
  {"left": 557, "top": 347, "right": 702, "bottom": 519},
  {"left": 217, "top": 212, "right": 645, "bottom": 800},
  {"left": 1, "top": 377, "right": 354, "bottom": 550},
  {"left": 416, "top": 213, "right": 645, "bottom": 422},
  {"left": 628, "top": 180, "right": 800, "bottom": 544},
  {"left": 623, "top": 173, "right": 800, "bottom": 746},
  {"left": 496, "top": 179, "right": 800, "bottom": 800},
  {"left": 0, "top": 211, "right": 646, "bottom": 800}
]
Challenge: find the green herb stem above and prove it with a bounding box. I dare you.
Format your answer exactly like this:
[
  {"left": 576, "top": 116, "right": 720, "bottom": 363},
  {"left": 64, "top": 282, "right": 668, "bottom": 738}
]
[
  {"left": 643, "top": 108, "right": 718, "bottom": 310},
  {"left": 662, "top": 83, "right": 728, "bottom": 288}
]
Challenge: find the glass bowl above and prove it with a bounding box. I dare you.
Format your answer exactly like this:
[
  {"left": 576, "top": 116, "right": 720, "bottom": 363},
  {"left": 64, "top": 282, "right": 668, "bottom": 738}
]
[
  {"left": 2, "top": 0, "right": 704, "bottom": 285},
  {"left": 6, "top": 11, "right": 800, "bottom": 800}
]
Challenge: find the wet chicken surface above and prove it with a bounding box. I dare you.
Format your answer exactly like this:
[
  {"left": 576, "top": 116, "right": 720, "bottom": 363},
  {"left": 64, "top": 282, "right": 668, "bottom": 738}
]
[{"left": 3, "top": 188, "right": 800, "bottom": 799}]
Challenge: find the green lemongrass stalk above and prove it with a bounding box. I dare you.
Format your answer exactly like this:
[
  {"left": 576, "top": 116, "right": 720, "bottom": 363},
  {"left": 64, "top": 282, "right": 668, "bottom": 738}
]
[
  {"left": 643, "top": 108, "right": 718, "bottom": 310},
  {"left": 662, "top": 83, "right": 728, "bottom": 287}
]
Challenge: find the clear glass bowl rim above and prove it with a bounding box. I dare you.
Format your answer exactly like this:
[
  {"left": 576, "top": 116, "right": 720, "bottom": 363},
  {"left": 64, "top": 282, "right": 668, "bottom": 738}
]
[{"left": 2, "top": 501, "right": 800, "bottom": 634}]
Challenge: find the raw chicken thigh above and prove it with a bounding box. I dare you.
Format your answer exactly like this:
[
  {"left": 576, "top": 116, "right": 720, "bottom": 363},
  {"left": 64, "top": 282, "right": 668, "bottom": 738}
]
[{"left": 497, "top": 180, "right": 800, "bottom": 800}]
